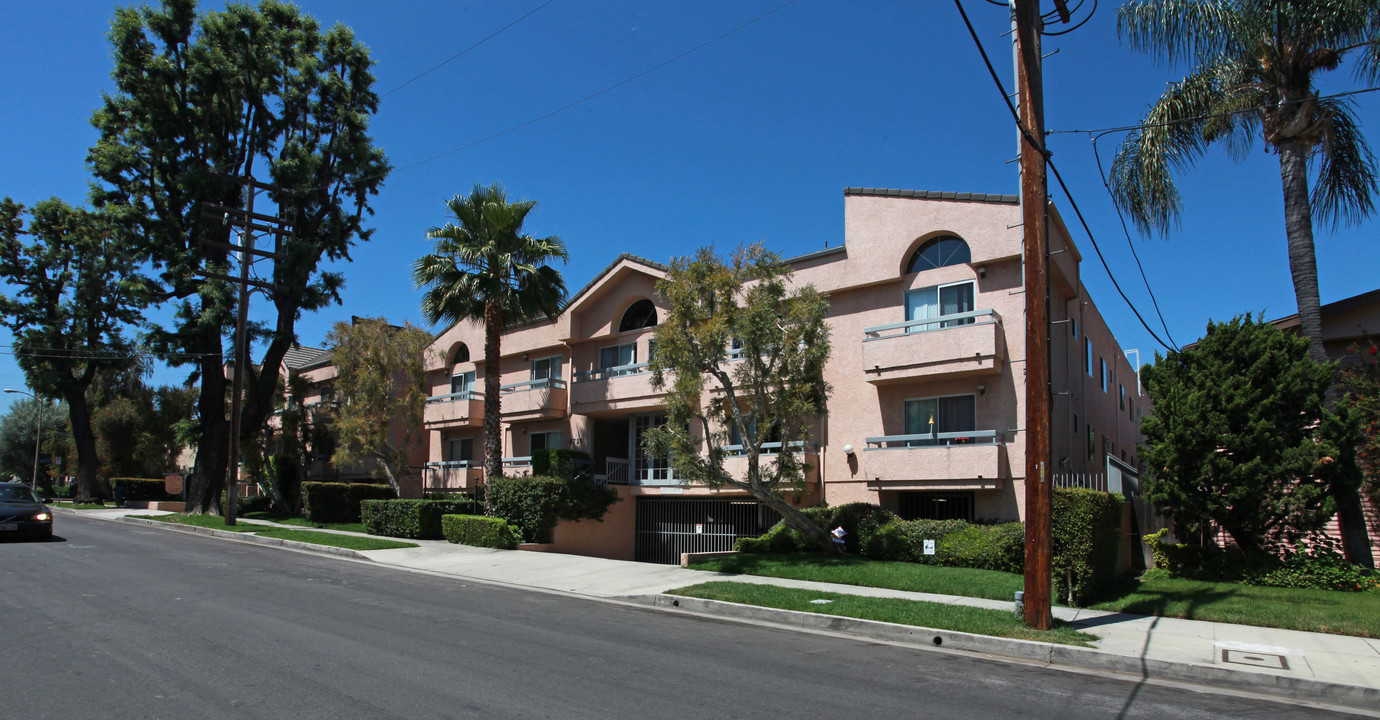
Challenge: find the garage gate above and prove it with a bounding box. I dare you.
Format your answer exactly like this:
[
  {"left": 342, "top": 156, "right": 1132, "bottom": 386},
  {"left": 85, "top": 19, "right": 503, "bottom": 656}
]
[{"left": 634, "top": 498, "right": 773, "bottom": 564}]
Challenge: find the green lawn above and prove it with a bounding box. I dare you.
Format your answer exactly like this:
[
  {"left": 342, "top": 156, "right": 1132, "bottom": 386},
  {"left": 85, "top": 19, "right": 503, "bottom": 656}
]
[
  {"left": 692, "top": 553, "right": 1022, "bottom": 602},
  {"left": 241, "top": 511, "right": 367, "bottom": 533},
  {"left": 690, "top": 553, "right": 1380, "bottom": 638},
  {"left": 254, "top": 528, "right": 416, "bottom": 551},
  {"left": 132, "top": 514, "right": 416, "bottom": 551},
  {"left": 54, "top": 501, "right": 108, "bottom": 510},
  {"left": 670, "top": 581, "right": 1094, "bottom": 646},
  {"left": 1091, "top": 576, "right": 1380, "bottom": 638}
]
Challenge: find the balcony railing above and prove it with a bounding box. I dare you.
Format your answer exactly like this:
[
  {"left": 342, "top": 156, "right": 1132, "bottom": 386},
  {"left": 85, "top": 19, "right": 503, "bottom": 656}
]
[
  {"left": 865, "top": 429, "right": 1004, "bottom": 449},
  {"left": 718, "top": 440, "right": 806, "bottom": 457},
  {"left": 863, "top": 308, "right": 1000, "bottom": 341},
  {"left": 502, "top": 456, "right": 532, "bottom": 469},
  {"left": 426, "top": 389, "right": 483, "bottom": 404},
  {"left": 572, "top": 362, "right": 649, "bottom": 382},
  {"left": 500, "top": 378, "right": 567, "bottom": 393},
  {"left": 422, "top": 460, "right": 479, "bottom": 494}
]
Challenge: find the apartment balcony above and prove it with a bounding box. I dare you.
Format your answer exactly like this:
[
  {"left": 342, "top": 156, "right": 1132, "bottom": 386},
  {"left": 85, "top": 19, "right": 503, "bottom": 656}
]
[
  {"left": 719, "top": 442, "right": 819, "bottom": 486},
  {"left": 862, "top": 430, "right": 1008, "bottom": 490},
  {"left": 424, "top": 391, "right": 484, "bottom": 429},
  {"left": 861, "top": 309, "right": 1005, "bottom": 385},
  {"left": 500, "top": 379, "right": 568, "bottom": 421},
  {"left": 422, "top": 461, "right": 482, "bottom": 494},
  {"left": 570, "top": 363, "right": 664, "bottom": 415}
]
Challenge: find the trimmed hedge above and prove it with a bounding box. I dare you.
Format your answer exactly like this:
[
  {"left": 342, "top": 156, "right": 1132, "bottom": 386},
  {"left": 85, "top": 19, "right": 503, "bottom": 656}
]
[
  {"left": 111, "top": 478, "right": 174, "bottom": 501},
  {"left": 486, "top": 474, "right": 620, "bottom": 544},
  {"left": 442, "top": 514, "right": 521, "bottom": 549},
  {"left": 1051, "top": 488, "right": 1124, "bottom": 605},
  {"left": 301, "top": 482, "right": 396, "bottom": 524},
  {"left": 860, "top": 519, "right": 970, "bottom": 563},
  {"left": 531, "top": 448, "right": 591, "bottom": 479},
  {"left": 936, "top": 522, "right": 1025, "bottom": 573},
  {"left": 737, "top": 504, "right": 894, "bottom": 554},
  {"left": 361, "top": 498, "right": 477, "bottom": 540}
]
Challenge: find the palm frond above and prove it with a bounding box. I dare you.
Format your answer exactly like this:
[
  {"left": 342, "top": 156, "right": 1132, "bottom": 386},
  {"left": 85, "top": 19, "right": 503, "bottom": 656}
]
[
  {"left": 1118, "top": 0, "right": 1248, "bottom": 65},
  {"left": 1311, "top": 97, "right": 1379, "bottom": 229}
]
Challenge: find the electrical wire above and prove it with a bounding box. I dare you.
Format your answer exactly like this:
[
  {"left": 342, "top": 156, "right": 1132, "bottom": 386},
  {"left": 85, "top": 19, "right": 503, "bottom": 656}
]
[
  {"left": 379, "top": 0, "right": 556, "bottom": 99},
  {"left": 1041, "top": 0, "right": 1096, "bottom": 36},
  {"left": 953, "top": 0, "right": 1177, "bottom": 352}
]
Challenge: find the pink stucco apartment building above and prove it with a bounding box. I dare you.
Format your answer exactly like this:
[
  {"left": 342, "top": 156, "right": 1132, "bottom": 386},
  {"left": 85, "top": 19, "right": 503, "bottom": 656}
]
[{"left": 415, "top": 188, "right": 1147, "bottom": 562}]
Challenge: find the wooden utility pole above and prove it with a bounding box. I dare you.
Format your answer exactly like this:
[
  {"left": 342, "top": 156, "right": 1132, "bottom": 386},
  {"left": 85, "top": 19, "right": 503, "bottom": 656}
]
[
  {"left": 1015, "top": 0, "right": 1053, "bottom": 630},
  {"left": 198, "top": 177, "right": 290, "bottom": 526}
]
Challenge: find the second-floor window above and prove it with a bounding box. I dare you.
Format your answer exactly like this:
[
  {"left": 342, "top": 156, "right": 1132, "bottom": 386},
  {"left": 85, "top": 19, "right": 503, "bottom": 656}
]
[
  {"left": 448, "top": 438, "right": 474, "bottom": 463},
  {"left": 904, "top": 395, "right": 976, "bottom": 443},
  {"left": 600, "top": 343, "right": 637, "bottom": 370},
  {"left": 905, "top": 280, "right": 974, "bottom": 333},
  {"left": 531, "top": 356, "right": 563, "bottom": 384},
  {"left": 530, "top": 431, "right": 562, "bottom": 453},
  {"left": 451, "top": 370, "right": 476, "bottom": 395}
]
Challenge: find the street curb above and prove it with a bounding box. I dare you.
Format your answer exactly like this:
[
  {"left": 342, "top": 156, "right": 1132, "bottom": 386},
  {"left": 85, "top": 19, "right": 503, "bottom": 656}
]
[
  {"left": 625, "top": 593, "right": 1380, "bottom": 710},
  {"left": 112, "top": 515, "right": 373, "bottom": 561}
]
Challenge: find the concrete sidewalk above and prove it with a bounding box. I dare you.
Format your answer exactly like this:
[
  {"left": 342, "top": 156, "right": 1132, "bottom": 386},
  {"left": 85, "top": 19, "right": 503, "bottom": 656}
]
[{"left": 64, "top": 507, "right": 1380, "bottom": 710}]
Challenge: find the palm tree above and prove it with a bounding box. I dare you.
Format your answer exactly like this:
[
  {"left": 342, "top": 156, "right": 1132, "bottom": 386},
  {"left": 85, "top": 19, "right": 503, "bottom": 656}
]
[
  {"left": 413, "top": 183, "right": 568, "bottom": 482},
  {"left": 1110, "top": 0, "right": 1379, "bottom": 565}
]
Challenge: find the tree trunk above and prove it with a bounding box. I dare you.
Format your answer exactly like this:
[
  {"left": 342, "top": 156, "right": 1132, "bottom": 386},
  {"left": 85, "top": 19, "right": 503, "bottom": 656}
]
[
  {"left": 63, "top": 389, "right": 107, "bottom": 504},
  {"left": 1278, "top": 140, "right": 1374, "bottom": 567},
  {"left": 482, "top": 299, "right": 503, "bottom": 484},
  {"left": 752, "top": 487, "right": 841, "bottom": 555},
  {"left": 186, "top": 350, "right": 230, "bottom": 514}
]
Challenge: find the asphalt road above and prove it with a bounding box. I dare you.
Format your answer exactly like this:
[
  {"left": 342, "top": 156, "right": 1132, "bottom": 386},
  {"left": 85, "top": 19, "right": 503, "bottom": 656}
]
[{"left": 0, "top": 514, "right": 1365, "bottom": 720}]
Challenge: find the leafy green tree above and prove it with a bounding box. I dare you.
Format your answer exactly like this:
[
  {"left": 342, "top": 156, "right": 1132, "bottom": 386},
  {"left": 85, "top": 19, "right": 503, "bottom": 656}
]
[
  {"left": 643, "top": 244, "right": 836, "bottom": 554},
  {"left": 0, "top": 397, "right": 67, "bottom": 495},
  {"left": 325, "top": 318, "right": 434, "bottom": 497},
  {"left": 0, "top": 198, "right": 145, "bottom": 502},
  {"left": 88, "top": 0, "right": 390, "bottom": 514},
  {"left": 1140, "top": 316, "right": 1356, "bottom": 553},
  {"left": 413, "top": 184, "right": 567, "bottom": 481},
  {"left": 1341, "top": 341, "right": 1380, "bottom": 539},
  {"left": 1111, "top": 0, "right": 1379, "bottom": 563}
]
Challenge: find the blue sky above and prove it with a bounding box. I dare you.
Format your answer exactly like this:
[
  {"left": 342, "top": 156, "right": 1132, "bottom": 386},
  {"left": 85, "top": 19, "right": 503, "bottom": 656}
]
[{"left": 1, "top": 0, "right": 1377, "bottom": 415}]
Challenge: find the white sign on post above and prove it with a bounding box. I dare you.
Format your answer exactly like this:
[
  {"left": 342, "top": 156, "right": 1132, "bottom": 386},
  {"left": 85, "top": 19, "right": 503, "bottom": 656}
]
[{"left": 923, "top": 539, "right": 936, "bottom": 556}]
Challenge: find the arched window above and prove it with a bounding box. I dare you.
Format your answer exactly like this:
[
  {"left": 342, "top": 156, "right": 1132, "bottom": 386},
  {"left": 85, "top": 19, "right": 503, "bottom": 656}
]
[
  {"left": 906, "top": 235, "right": 971, "bottom": 274},
  {"left": 619, "top": 299, "right": 658, "bottom": 332},
  {"left": 453, "top": 343, "right": 470, "bottom": 363}
]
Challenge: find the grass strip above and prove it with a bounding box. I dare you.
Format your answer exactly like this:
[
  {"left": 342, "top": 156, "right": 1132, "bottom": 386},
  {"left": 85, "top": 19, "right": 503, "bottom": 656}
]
[
  {"left": 1091, "top": 576, "right": 1380, "bottom": 639},
  {"left": 253, "top": 528, "right": 417, "bottom": 551},
  {"left": 670, "top": 581, "right": 1093, "bottom": 646},
  {"left": 242, "top": 512, "right": 367, "bottom": 533},
  {"left": 54, "top": 502, "right": 109, "bottom": 510},
  {"left": 691, "top": 553, "right": 1022, "bottom": 602},
  {"left": 134, "top": 514, "right": 261, "bottom": 532}
]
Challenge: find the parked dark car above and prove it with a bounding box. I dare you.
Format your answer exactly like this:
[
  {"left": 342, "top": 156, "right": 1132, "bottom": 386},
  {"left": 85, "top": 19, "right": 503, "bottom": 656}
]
[{"left": 0, "top": 482, "right": 52, "bottom": 541}]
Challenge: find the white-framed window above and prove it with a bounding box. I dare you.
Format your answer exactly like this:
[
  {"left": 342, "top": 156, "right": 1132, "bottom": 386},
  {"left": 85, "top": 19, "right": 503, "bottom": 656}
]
[
  {"left": 905, "top": 280, "right": 975, "bottom": 333},
  {"left": 904, "top": 395, "right": 977, "bottom": 445},
  {"left": 530, "top": 431, "right": 562, "bottom": 453},
  {"left": 450, "top": 370, "right": 476, "bottom": 395},
  {"left": 448, "top": 437, "right": 474, "bottom": 463},
  {"left": 600, "top": 342, "right": 636, "bottom": 370},
  {"left": 531, "top": 355, "right": 563, "bottom": 384},
  {"left": 632, "top": 412, "right": 671, "bottom": 481}
]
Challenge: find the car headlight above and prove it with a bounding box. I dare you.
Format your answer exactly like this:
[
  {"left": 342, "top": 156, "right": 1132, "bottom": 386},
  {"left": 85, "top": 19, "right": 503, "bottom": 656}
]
[{"left": 33, "top": 512, "right": 51, "bottom": 522}]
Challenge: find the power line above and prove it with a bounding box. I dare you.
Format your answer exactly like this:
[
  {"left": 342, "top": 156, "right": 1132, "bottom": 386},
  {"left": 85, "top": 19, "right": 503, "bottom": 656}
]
[
  {"left": 953, "top": 0, "right": 1177, "bottom": 352},
  {"left": 379, "top": 0, "right": 557, "bottom": 99}
]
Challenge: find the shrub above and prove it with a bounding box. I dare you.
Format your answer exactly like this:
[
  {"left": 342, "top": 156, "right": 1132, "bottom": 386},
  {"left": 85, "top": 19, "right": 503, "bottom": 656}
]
[
  {"left": 52, "top": 484, "right": 75, "bottom": 499},
  {"left": 485, "top": 474, "right": 620, "bottom": 543},
  {"left": 1051, "top": 488, "right": 1124, "bottom": 605},
  {"left": 362, "top": 498, "right": 476, "bottom": 539},
  {"left": 485, "top": 476, "right": 567, "bottom": 543},
  {"left": 1253, "top": 540, "right": 1380, "bottom": 592},
  {"left": 935, "top": 522, "right": 1025, "bottom": 573},
  {"left": 301, "top": 482, "right": 396, "bottom": 524},
  {"left": 736, "top": 506, "right": 852, "bottom": 554},
  {"left": 531, "top": 449, "right": 591, "bottom": 480},
  {"left": 442, "top": 514, "right": 521, "bottom": 549},
  {"left": 827, "top": 502, "right": 896, "bottom": 554},
  {"left": 112, "top": 478, "right": 174, "bottom": 502},
  {"left": 860, "top": 518, "right": 970, "bottom": 563}
]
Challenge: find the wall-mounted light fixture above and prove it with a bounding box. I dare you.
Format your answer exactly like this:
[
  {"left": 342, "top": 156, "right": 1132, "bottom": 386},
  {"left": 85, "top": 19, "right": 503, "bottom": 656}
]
[
  {"left": 522, "top": 353, "right": 529, "bottom": 361},
  {"left": 978, "top": 384, "right": 986, "bottom": 396},
  {"left": 978, "top": 266, "right": 987, "bottom": 278},
  {"left": 842, "top": 444, "right": 855, "bottom": 456}
]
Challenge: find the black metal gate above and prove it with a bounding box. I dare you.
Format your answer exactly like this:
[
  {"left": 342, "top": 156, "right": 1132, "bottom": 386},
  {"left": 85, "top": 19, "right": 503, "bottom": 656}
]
[{"left": 634, "top": 498, "right": 770, "bottom": 564}]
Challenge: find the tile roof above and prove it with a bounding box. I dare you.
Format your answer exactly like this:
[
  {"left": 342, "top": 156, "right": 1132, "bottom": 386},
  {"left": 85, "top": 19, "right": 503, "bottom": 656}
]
[{"left": 283, "top": 344, "right": 332, "bottom": 370}]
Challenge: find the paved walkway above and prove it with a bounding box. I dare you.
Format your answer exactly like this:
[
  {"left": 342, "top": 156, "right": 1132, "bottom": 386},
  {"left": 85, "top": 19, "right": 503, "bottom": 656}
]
[{"left": 64, "top": 507, "right": 1380, "bottom": 710}]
